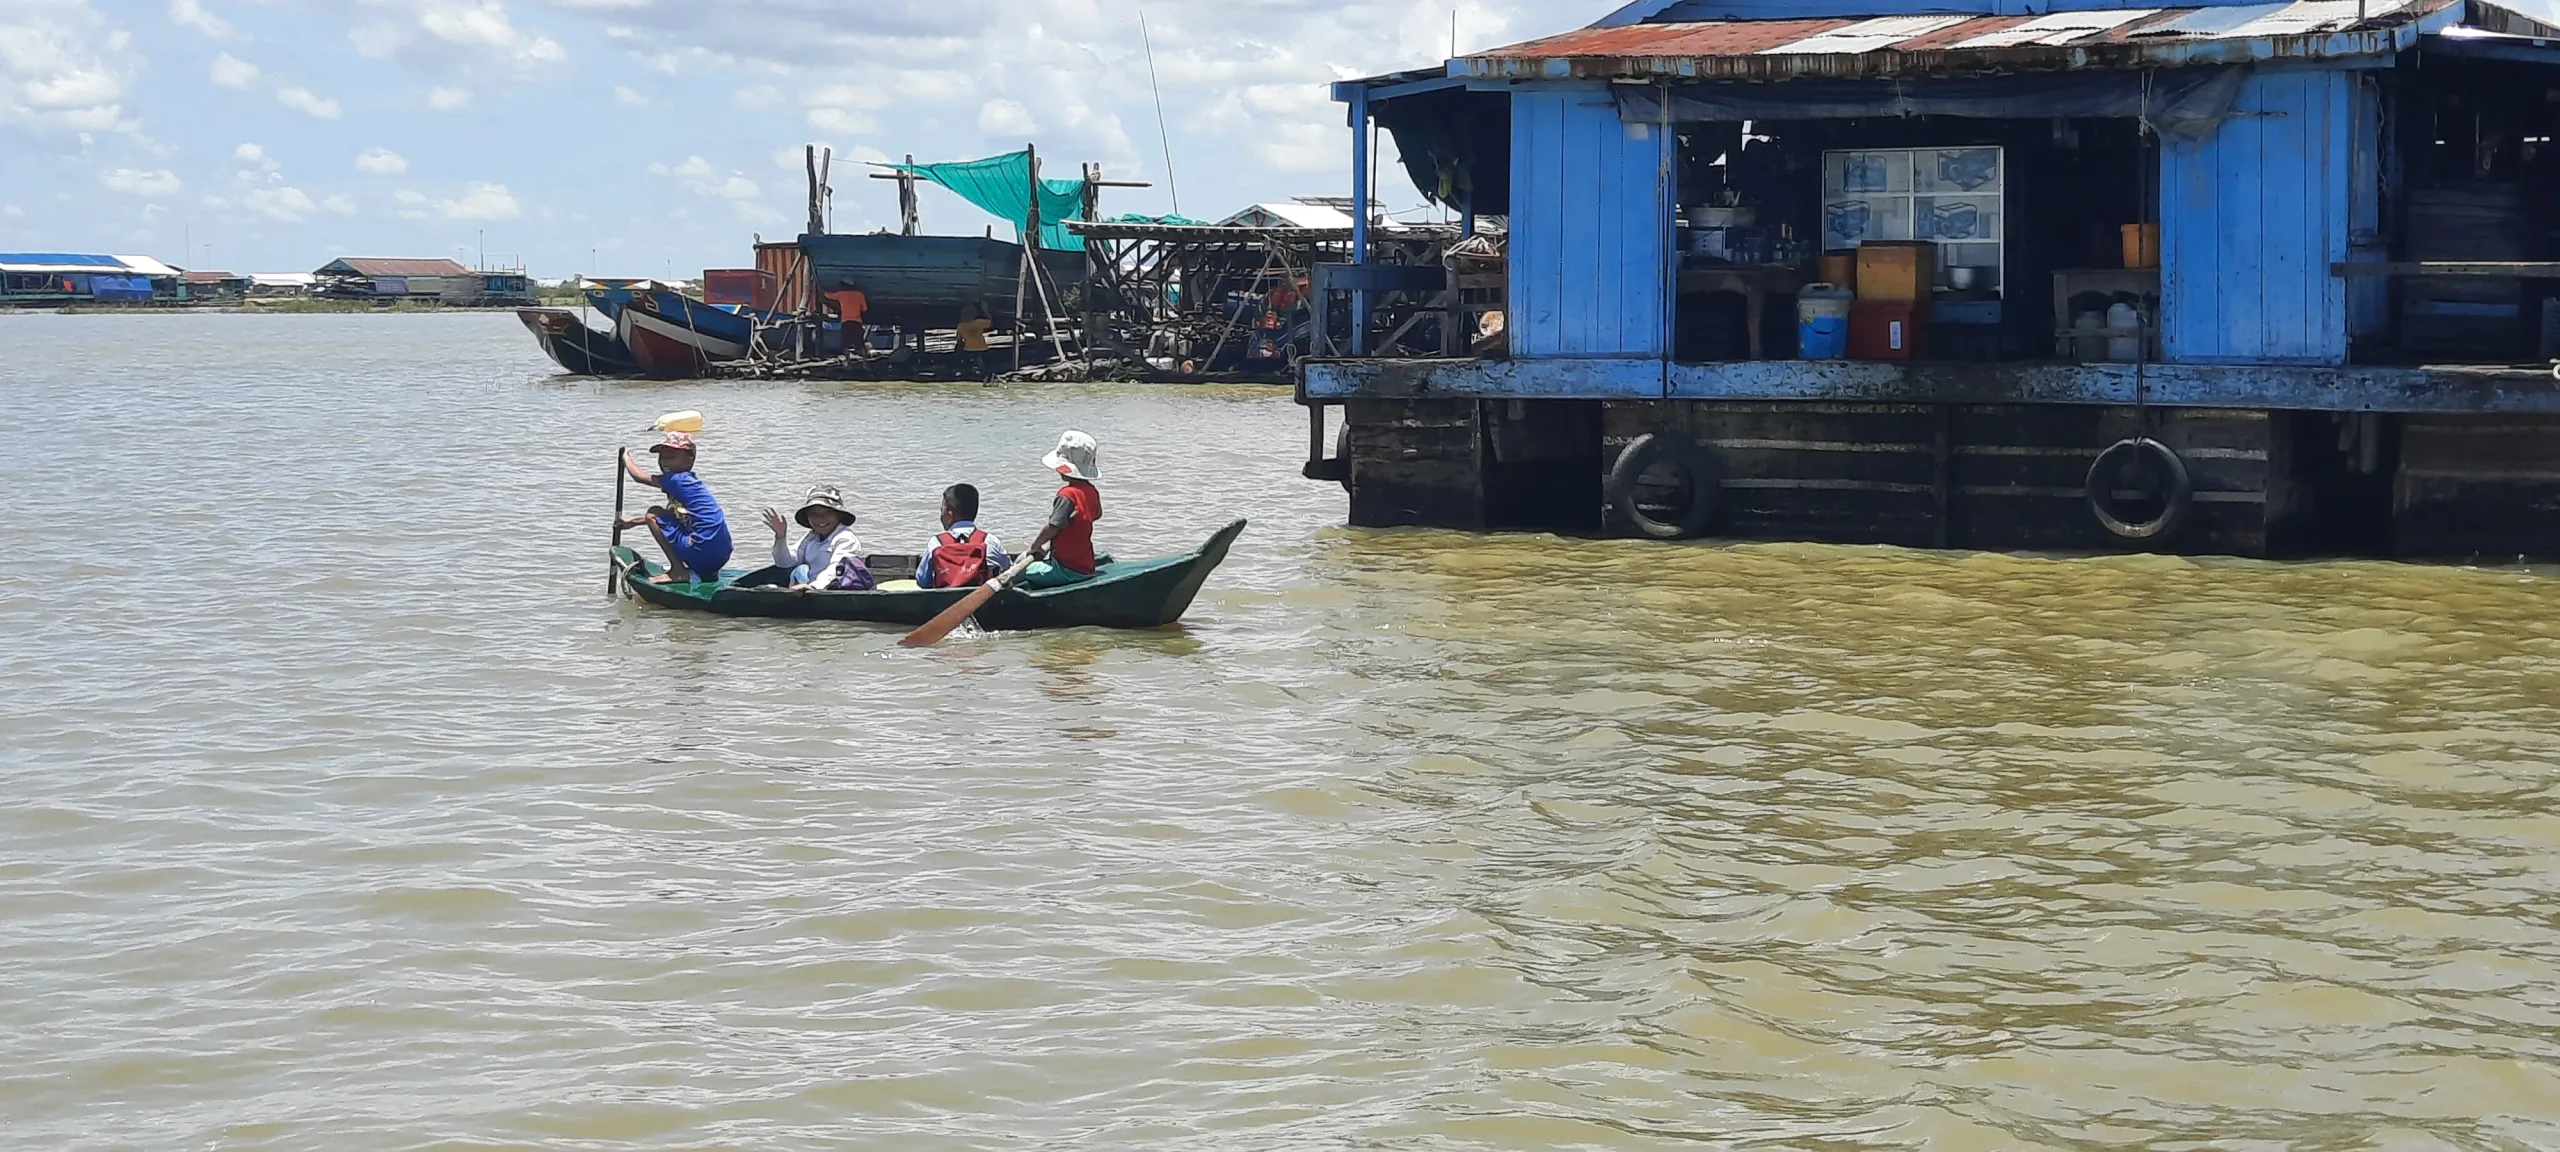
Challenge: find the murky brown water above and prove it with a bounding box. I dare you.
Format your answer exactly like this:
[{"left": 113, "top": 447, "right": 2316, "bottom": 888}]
[{"left": 5, "top": 312, "right": 2560, "bottom": 1150}]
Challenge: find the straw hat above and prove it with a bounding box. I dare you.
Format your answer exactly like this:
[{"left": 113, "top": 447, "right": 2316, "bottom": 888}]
[
  {"left": 794, "top": 484, "right": 856, "bottom": 528},
  {"left": 1042, "top": 430, "right": 1099, "bottom": 482}
]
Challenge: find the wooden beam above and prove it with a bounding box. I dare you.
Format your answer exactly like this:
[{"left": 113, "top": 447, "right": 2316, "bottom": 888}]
[{"left": 2332, "top": 261, "right": 2560, "bottom": 277}]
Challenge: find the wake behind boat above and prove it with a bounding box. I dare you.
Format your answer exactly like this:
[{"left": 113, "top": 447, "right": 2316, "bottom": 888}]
[{"left": 613, "top": 519, "right": 1245, "bottom": 632}]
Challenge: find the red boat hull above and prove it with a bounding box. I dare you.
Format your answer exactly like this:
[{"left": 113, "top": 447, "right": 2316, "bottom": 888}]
[{"left": 618, "top": 304, "right": 749, "bottom": 378}]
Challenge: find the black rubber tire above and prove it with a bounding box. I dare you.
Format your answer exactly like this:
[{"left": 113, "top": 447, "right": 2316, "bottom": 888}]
[
  {"left": 1608, "top": 431, "right": 1719, "bottom": 540},
  {"left": 2086, "top": 437, "right": 2194, "bottom": 542}
]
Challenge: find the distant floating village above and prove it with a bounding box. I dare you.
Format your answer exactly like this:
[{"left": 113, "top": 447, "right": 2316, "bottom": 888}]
[
  {"left": 0, "top": 253, "right": 537, "bottom": 308},
  {"left": 3, "top": 144, "right": 1478, "bottom": 389}
]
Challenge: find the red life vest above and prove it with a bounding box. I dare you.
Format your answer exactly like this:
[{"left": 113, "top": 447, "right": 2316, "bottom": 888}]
[
  {"left": 929, "top": 529, "right": 991, "bottom": 588},
  {"left": 1051, "top": 480, "right": 1102, "bottom": 574}
]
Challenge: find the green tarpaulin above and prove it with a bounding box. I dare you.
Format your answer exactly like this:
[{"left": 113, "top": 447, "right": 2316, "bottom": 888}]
[
  {"left": 891, "top": 151, "right": 1088, "bottom": 251},
  {"left": 1106, "top": 213, "right": 1208, "bottom": 226}
]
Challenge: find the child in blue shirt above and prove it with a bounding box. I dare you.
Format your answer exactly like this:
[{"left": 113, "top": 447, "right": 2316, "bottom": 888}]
[{"left": 615, "top": 433, "right": 733, "bottom": 584}]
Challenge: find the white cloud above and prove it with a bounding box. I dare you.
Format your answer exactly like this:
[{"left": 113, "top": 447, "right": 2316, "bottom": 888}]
[
  {"left": 806, "top": 107, "right": 874, "bottom": 136},
  {"left": 243, "top": 186, "right": 318, "bottom": 222},
  {"left": 276, "top": 87, "right": 340, "bottom": 119},
  {"left": 734, "top": 85, "right": 782, "bottom": 110},
  {"left": 393, "top": 189, "right": 426, "bottom": 204},
  {"left": 437, "top": 181, "right": 520, "bottom": 220},
  {"left": 358, "top": 1, "right": 566, "bottom": 67},
  {"left": 426, "top": 86, "right": 471, "bottom": 111},
  {"left": 0, "top": 4, "right": 139, "bottom": 134},
  {"left": 100, "top": 168, "right": 182, "bottom": 197},
  {"left": 1, "top": 205, "right": 21, "bottom": 218},
  {"left": 208, "top": 51, "right": 260, "bottom": 89},
  {"left": 322, "top": 194, "right": 357, "bottom": 216},
  {"left": 355, "top": 147, "right": 408, "bottom": 175},
  {"left": 169, "top": 0, "right": 233, "bottom": 40},
  {"left": 232, "top": 141, "right": 265, "bottom": 163},
  {"left": 612, "top": 84, "right": 648, "bottom": 108},
  {"left": 978, "top": 98, "right": 1037, "bottom": 136}
]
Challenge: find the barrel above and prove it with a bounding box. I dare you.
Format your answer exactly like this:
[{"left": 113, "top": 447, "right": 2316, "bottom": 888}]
[{"left": 1798, "top": 284, "right": 1854, "bottom": 360}]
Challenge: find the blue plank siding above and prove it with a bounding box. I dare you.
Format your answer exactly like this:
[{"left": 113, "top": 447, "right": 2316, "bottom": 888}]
[
  {"left": 2162, "top": 68, "right": 2353, "bottom": 366},
  {"left": 1509, "top": 87, "right": 1673, "bottom": 360}
]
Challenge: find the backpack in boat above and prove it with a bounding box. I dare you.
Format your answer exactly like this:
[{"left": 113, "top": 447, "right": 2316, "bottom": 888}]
[{"left": 931, "top": 530, "right": 991, "bottom": 588}]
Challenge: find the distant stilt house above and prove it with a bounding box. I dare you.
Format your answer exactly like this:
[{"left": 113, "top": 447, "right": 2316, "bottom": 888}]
[
  {"left": 182, "top": 270, "right": 250, "bottom": 303},
  {"left": 316, "top": 257, "right": 473, "bottom": 302},
  {"left": 311, "top": 258, "right": 533, "bottom": 306},
  {"left": 248, "top": 273, "right": 315, "bottom": 298}
]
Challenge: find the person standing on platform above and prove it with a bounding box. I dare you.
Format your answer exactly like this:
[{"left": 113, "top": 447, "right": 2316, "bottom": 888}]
[{"left": 955, "top": 303, "right": 995, "bottom": 382}]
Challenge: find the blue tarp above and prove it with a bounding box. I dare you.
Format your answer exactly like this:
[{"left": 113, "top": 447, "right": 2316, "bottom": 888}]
[
  {"left": 1616, "top": 67, "right": 2252, "bottom": 141},
  {"left": 0, "top": 252, "right": 123, "bottom": 267},
  {"left": 891, "top": 152, "right": 1089, "bottom": 251},
  {"left": 88, "top": 274, "right": 153, "bottom": 301}
]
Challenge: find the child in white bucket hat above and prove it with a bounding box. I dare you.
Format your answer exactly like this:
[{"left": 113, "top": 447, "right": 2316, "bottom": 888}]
[{"left": 1019, "top": 430, "right": 1103, "bottom": 589}]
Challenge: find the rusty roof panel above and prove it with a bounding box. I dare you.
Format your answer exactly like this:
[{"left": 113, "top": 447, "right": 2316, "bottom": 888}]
[
  {"left": 1894, "top": 15, "right": 2036, "bottom": 51},
  {"left": 1476, "top": 17, "right": 1850, "bottom": 58},
  {"left": 1458, "top": 0, "right": 2472, "bottom": 80}
]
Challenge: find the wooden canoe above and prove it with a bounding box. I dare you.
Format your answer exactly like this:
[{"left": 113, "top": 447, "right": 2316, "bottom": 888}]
[{"left": 614, "top": 519, "right": 1245, "bottom": 632}]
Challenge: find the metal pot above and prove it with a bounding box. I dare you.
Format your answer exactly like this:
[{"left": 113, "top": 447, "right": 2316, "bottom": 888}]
[{"left": 1947, "top": 266, "right": 1984, "bottom": 291}]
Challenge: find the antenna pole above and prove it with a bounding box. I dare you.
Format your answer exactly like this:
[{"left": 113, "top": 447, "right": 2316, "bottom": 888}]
[{"left": 1140, "top": 6, "right": 1182, "bottom": 217}]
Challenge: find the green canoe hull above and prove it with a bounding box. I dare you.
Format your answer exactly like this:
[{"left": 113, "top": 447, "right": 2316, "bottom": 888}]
[{"left": 614, "top": 519, "right": 1245, "bottom": 631}]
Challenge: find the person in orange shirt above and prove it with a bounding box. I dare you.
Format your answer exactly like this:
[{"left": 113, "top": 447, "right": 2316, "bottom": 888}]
[{"left": 828, "top": 287, "right": 868, "bottom": 352}]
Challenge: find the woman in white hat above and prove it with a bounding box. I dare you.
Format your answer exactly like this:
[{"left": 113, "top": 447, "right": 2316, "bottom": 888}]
[
  {"left": 1018, "top": 430, "right": 1103, "bottom": 589},
  {"left": 734, "top": 484, "right": 874, "bottom": 592}
]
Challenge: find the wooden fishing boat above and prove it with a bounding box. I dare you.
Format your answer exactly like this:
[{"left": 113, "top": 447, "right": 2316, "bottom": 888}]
[
  {"left": 518, "top": 307, "right": 639, "bottom": 376},
  {"left": 613, "top": 519, "right": 1245, "bottom": 631}
]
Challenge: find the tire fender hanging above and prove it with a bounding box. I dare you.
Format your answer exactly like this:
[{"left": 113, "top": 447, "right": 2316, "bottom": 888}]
[
  {"left": 1607, "top": 431, "right": 1720, "bottom": 541},
  {"left": 2085, "top": 437, "right": 2194, "bottom": 542}
]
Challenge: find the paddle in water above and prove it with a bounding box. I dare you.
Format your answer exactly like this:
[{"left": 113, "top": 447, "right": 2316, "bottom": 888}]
[
  {"left": 607, "top": 448, "right": 628, "bottom": 594},
  {"left": 899, "top": 553, "right": 1041, "bottom": 648}
]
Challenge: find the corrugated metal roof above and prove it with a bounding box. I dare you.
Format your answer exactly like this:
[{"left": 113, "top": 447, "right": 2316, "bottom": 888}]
[
  {"left": 113, "top": 254, "right": 181, "bottom": 277},
  {"left": 1462, "top": 0, "right": 2478, "bottom": 79},
  {"left": 320, "top": 257, "right": 472, "bottom": 277}
]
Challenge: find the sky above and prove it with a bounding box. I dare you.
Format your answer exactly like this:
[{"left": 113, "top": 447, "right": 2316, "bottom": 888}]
[{"left": 0, "top": 0, "right": 1624, "bottom": 278}]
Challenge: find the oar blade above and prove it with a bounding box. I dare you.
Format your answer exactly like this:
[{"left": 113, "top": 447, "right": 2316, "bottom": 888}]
[
  {"left": 898, "top": 584, "right": 1000, "bottom": 648},
  {"left": 897, "top": 554, "right": 1040, "bottom": 648}
]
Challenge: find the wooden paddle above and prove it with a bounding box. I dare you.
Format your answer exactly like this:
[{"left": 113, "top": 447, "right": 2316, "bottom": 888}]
[
  {"left": 898, "top": 553, "right": 1042, "bottom": 648},
  {"left": 608, "top": 448, "right": 628, "bottom": 594}
]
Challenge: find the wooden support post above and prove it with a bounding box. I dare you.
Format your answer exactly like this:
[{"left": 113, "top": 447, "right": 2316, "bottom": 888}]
[
  {"left": 1016, "top": 142, "right": 1041, "bottom": 373},
  {"left": 1933, "top": 404, "right": 1955, "bottom": 549}
]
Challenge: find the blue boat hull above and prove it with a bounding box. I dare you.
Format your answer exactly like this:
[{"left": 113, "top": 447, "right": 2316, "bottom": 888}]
[{"left": 518, "top": 308, "right": 639, "bottom": 376}]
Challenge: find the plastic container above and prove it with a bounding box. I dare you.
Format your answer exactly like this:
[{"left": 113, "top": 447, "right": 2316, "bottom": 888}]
[
  {"left": 1798, "top": 284, "right": 1854, "bottom": 360},
  {"left": 1818, "top": 253, "right": 1857, "bottom": 290},
  {"left": 2106, "top": 302, "right": 2145, "bottom": 361},
  {"left": 2073, "top": 311, "right": 2107, "bottom": 361},
  {"left": 651, "top": 410, "right": 705, "bottom": 434},
  {"left": 2121, "top": 223, "right": 2160, "bottom": 269}
]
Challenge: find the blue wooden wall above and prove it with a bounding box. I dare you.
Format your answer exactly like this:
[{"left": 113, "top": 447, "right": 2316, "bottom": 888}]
[
  {"left": 2161, "top": 69, "right": 2354, "bottom": 367},
  {"left": 1509, "top": 87, "right": 1673, "bottom": 360}
]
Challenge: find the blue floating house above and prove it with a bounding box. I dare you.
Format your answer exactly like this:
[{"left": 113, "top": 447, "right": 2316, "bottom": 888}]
[
  {"left": 1306, "top": 0, "right": 2560, "bottom": 559},
  {"left": 1, "top": 253, "right": 183, "bottom": 306}
]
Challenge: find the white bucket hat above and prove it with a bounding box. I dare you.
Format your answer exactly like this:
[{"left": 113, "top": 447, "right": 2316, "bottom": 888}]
[{"left": 1042, "top": 430, "right": 1099, "bottom": 482}]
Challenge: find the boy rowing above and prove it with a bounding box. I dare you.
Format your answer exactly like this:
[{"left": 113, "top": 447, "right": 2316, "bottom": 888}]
[{"left": 615, "top": 432, "right": 732, "bottom": 585}]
